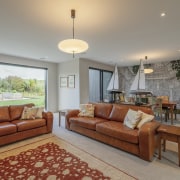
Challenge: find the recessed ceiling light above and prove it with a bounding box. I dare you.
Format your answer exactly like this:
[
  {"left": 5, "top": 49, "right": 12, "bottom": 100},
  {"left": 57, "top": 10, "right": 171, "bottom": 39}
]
[{"left": 161, "top": 12, "right": 166, "bottom": 17}]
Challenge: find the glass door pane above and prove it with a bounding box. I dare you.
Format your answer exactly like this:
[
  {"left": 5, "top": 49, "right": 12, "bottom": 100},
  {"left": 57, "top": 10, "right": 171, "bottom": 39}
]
[
  {"left": 103, "top": 71, "right": 113, "bottom": 101},
  {"left": 89, "top": 69, "right": 100, "bottom": 102}
]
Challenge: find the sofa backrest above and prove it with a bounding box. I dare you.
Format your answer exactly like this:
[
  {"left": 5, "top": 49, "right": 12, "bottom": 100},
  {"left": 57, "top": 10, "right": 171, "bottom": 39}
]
[
  {"left": 9, "top": 103, "right": 35, "bottom": 121},
  {"left": 109, "top": 105, "right": 129, "bottom": 122},
  {"left": 93, "top": 103, "right": 113, "bottom": 119},
  {"left": 109, "top": 104, "right": 154, "bottom": 122},
  {"left": 126, "top": 105, "right": 154, "bottom": 115},
  {"left": 0, "top": 106, "right": 11, "bottom": 122}
]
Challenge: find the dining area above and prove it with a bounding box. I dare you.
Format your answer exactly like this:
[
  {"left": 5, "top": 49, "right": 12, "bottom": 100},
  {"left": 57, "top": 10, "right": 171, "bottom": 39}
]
[
  {"left": 113, "top": 93, "right": 179, "bottom": 125},
  {"left": 150, "top": 95, "right": 179, "bottom": 125}
]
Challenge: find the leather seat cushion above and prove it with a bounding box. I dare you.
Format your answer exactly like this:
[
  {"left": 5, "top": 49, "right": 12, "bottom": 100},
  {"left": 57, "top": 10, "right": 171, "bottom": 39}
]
[
  {"left": 96, "top": 121, "right": 139, "bottom": 144},
  {"left": 0, "top": 122, "right": 17, "bottom": 136},
  {"left": 69, "top": 117, "right": 108, "bottom": 130},
  {"left": 12, "top": 119, "right": 46, "bottom": 132}
]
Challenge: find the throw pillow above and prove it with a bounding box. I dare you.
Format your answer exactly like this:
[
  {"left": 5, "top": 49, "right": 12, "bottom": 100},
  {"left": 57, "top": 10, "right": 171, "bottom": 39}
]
[
  {"left": 21, "top": 107, "right": 38, "bottom": 120},
  {"left": 21, "top": 107, "right": 44, "bottom": 120},
  {"left": 35, "top": 107, "right": 44, "bottom": 118},
  {"left": 123, "top": 109, "right": 142, "bottom": 129},
  {"left": 136, "top": 110, "right": 154, "bottom": 129},
  {"left": 78, "top": 104, "right": 95, "bottom": 118}
]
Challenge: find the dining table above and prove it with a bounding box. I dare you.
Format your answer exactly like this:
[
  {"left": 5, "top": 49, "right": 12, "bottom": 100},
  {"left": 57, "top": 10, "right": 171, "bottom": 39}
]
[{"left": 162, "top": 101, "right": 177, "bottom": 125}]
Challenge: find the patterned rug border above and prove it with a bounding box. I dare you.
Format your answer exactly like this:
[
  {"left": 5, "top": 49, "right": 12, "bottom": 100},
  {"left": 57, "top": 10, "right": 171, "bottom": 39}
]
[
  {"left": 0, "top": 134, "right": 55, "bottom": 154},
  {"left": 0, "top": 134, "right": 137, "bottom": 180}
]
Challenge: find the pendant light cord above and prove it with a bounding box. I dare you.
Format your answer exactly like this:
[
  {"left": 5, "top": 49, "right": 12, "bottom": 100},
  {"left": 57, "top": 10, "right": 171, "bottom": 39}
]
[
  {"left": 71, "top": 9, "right": 75, "bottom": 57},
  {"left": 73, "top": 16, "right": 75, "bottom": 39},
  {"left": 72, "top": 16, "right": 75, "bottom": 58}
]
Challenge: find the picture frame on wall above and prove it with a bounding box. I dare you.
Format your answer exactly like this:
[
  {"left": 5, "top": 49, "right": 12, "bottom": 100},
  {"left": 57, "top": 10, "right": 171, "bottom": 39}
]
[
  {"left": 68, "top": 75, "right": 75, "bottom": 88},
  {"left": 60, "top": 77, "right": 68, "bottom": 88}
]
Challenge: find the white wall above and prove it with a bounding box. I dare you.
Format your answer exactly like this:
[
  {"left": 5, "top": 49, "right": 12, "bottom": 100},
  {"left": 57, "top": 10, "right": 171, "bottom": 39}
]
[
  {"left": 0, "top": 54, "right": 58, "bottom": 112},
  {"left": 58, "top": 58, "right": 114, "bottom": 109},
  {"left": 58, "top": 59, "right": 80, "bottom": 109}
]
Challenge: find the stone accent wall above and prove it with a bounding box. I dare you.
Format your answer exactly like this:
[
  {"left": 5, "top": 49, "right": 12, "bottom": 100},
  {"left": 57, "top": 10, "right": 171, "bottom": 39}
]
[{"left": 119, "top": 61, "right": 180, "bottom": 102}]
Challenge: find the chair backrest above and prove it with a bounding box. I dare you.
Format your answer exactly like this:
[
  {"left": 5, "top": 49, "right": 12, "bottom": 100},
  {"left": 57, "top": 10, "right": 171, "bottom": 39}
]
[
  {"left": 157, "top": 96, "right": 169, "bottom": 103},
  {"left": 155, "top": 98, "right": 163, "bottom": 108},
  {"left": 148, "top": 96, "right": 156, "bottom": 105},
  {"left": 152, "top": 98, "right": 163, "bottom": 113}
]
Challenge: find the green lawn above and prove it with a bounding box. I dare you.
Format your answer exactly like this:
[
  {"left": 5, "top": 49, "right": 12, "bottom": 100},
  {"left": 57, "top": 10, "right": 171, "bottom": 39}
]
[{"left": 0, "top": 96, "right": 45, "bottom": 107}]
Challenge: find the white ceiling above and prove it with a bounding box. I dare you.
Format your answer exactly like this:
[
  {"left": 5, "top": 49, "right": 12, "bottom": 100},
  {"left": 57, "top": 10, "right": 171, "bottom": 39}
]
[{"left": 0, "top": 0, "right": 180, "bottom": 66}]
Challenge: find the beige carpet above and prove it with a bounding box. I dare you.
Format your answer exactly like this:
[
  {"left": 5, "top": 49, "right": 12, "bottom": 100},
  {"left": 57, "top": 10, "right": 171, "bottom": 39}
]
[
  {"left": 53, "top": 113, "right": 180, "bottom": 180},
  {"left": 0, "top": 134, "right": 136, "bottom": 180}
]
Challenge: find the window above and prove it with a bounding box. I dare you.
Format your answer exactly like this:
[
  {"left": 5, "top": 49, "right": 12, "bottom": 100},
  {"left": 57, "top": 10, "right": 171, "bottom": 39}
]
[
  {"left": 89, "top": 68, "right": 112, "bottom": 102},
  {"left": 0, "top": 63, "right": 47, "bottom": 108}
]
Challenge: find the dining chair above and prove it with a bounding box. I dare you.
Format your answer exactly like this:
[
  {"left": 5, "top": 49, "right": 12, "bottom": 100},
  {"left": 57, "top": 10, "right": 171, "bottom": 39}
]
[
  {"left": 157, "top": 96, "right": 170, "bottom": 120},
  {"left": 151, "top": 98, "right": 168, "bottom": 122},
  {"left": 148, "top": 96, "right": 156, "bottom": 106},
  {"left": 174, "top": 103, "right": 180, "bottom": 120}
]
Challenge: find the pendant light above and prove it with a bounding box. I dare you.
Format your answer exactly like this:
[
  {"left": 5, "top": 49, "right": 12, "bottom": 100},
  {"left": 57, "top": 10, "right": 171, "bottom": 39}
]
[
  {"left": 58, "top": 9, "right": 88, "bottom": 57},
  {"left": 144, "top": 56, "right": 154, "bottom": 74}
]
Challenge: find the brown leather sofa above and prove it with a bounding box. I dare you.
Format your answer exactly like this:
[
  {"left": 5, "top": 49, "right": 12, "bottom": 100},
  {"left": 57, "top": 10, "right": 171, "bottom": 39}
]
[
  {"left": 66, "top": 103, "right": 160, "bottom": 161},
  {"left": 0, "top": 103, "right": 53, "bottom": 146}
]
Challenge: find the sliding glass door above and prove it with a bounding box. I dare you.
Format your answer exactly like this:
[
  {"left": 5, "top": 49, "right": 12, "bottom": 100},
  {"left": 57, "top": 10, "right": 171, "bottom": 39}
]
[{"left": 89, "top": 68, "right": 112, "bottom": 102}]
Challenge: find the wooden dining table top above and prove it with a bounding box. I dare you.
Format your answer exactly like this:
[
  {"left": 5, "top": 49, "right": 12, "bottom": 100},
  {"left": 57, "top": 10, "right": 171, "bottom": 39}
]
[{"left": 162, "top": 101, "right": 177, "bottom": 106}]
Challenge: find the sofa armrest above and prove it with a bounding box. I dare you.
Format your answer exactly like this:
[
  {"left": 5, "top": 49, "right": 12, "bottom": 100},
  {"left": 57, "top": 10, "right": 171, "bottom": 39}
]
[
  {"left": 138, "top": 120, "right": 160, "bottom": 161},
  {"left": 65, "top": 109, "right": 79, "bottom": 130},
  {"left": 42, "top": 111, "right": 53, "bottom": 133}
]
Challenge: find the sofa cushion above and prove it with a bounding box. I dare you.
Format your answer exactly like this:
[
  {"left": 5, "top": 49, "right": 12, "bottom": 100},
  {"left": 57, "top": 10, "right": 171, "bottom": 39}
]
[
  {"left": 123, "top": 109, "right": 142, "bottom": 129},
  {"left": 109, "top": 105, "right": 130, "bottom": 122},
  {"left": 78, "top": 104, "right": 95, "bottom": 117},
  {"left": 109, "top": 104, "right": 154, "bottom": 122},
  {"left": 9, "top": 103, "right": 34, "bottom": 120},
  {"left": 0, "top": 106, "right": 10, "bottom": 122},
  {"left": 12, "top": 119, "right": 46, "bottom": 132},
  {"left": 0, "top": 122, "right": 17, "bottom": 136},
  {"left": 69, "top": 117, "right": 108, "bottom": 130},
  {"left": 94, "top": 103, "right": 113, "bottom": 119},
  {"left": 136, "top": 110, "right": 154, "bottom": 129},
  {"left": 124, "top": 105, "right": 154, "bottom": 115},
  {"left": 35, "top": 107, "right": 44, "bottom": 118},
  {"left": 96, "top": 121, "right": 139, "bottom": 144},
  {"left": 21, "top": 106, "right": 45, "bottom": 120},
  {"left": 21, "top": 106, "right": 37, "bottom": 120}
]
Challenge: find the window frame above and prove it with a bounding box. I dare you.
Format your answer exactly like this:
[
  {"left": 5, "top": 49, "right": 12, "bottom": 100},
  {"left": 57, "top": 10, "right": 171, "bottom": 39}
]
[{"left": 0, "top": 62, "right": 48, "bottom": 109}]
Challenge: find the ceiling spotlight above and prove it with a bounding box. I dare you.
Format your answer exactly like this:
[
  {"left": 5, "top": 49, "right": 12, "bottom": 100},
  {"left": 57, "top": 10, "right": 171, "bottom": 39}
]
[
  {"left": 58, "top": 9, "right": 88, "bottom": 58},
  {"left": 160, "top": 12, "right": 166, "bottom": 17}
]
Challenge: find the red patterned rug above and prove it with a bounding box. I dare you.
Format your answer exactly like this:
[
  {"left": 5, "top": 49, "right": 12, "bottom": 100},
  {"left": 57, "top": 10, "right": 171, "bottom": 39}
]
[{"left": 0, "top": 134, "right": 136, "bottom": 180}]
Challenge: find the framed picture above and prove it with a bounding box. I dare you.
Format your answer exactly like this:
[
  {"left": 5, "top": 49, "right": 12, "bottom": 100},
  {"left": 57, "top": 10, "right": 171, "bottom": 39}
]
[
  {"left": 60, "top": 77, "right": 68, "bottom": 87},
  {"left": 68, "top": 75, "right": 75, "bottom": 88}
]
